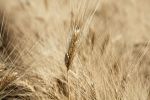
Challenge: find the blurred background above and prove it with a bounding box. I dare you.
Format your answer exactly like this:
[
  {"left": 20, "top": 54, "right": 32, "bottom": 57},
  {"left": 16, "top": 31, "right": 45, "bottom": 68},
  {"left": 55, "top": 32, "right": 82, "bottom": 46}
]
[{"left": 0, "top": 0, "right": 150, "bottom": 46}]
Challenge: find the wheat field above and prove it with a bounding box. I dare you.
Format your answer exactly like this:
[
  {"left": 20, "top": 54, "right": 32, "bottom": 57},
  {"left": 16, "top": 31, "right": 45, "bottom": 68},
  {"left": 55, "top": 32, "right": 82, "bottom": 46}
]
[{"left": 0, "top": 0, "right": 150, "bottom": 100}]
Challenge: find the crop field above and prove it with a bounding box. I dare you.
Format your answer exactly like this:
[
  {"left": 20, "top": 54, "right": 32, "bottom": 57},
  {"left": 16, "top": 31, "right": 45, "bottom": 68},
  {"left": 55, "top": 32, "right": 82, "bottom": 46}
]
[{"left": 0, "top": 0, "right": 150, "bottom": 100}]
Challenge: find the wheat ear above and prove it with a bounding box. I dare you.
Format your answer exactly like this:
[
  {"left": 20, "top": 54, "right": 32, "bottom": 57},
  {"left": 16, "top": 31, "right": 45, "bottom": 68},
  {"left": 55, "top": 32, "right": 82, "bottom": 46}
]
[
  {"left": 65, "top": 25, "right": 80, "bottom": 71},
  {"left": 65, "top": 24, "right": 80, "bottom": 100},
  {"left": 65, "top": 0, "right": 100, "bottom": 99}
]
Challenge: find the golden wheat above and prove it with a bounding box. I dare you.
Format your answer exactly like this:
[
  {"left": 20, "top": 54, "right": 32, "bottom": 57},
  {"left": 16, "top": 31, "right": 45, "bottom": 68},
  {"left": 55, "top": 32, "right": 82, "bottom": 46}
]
[{"left": 0, "top": 0, "right": 150, "bottom": 100}]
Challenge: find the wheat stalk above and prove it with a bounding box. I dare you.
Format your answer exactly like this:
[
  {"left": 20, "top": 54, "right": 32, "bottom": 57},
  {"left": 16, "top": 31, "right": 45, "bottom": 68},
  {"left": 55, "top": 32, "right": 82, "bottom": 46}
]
[
  {"left": 65, "top": 25, "right": 80, "bottom": 71},
  {"left": 64, "top": 0, "right": 100, "bottom": 99}
]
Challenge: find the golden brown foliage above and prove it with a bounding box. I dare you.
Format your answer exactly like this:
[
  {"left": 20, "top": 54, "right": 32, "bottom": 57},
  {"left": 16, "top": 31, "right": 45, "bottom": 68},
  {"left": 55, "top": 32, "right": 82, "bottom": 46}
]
[{"left": 0, "top": 0, "right": 150, "bottom": 100}]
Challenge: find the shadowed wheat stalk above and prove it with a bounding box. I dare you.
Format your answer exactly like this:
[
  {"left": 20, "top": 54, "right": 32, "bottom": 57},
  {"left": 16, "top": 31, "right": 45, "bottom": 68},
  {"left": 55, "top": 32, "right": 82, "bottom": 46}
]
[{"left": 65, "top": 0, "right": 100, "bottom": 99}]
